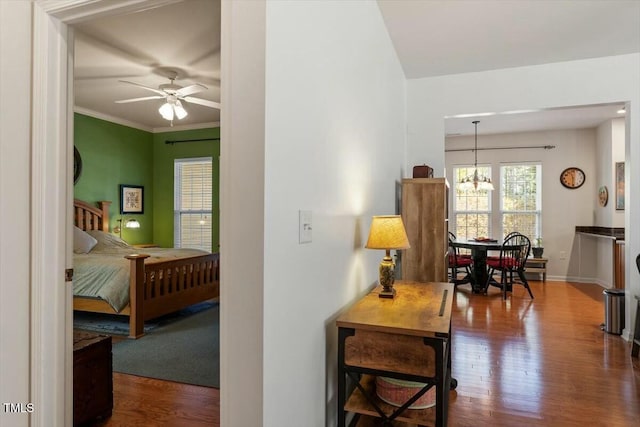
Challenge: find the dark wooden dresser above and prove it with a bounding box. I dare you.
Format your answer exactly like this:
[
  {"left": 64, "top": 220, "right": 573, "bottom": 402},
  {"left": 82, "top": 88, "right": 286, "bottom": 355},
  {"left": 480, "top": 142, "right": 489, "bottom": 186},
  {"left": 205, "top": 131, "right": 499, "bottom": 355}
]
[{"left": 73, "top": 331, "right": 113, "bottom": 426}]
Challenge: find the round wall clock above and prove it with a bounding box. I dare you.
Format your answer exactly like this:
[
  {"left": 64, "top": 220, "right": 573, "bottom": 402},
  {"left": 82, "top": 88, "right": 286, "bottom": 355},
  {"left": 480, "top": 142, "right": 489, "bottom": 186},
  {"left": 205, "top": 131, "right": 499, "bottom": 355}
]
[
  {"left": 598, "top": 186, "right": 608, "bottom": 207},
  {"left": 560, "top": 167, "right": 585, "bottom": 189}
]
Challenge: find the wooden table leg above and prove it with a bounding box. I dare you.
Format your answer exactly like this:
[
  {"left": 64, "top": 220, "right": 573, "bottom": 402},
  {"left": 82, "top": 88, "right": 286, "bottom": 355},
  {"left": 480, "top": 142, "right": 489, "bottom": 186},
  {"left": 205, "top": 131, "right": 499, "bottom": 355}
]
[
  {"left": 471, "top": 249, "right": 489, "bottom": 293},
  {"left": 632, "top": 297, "right": 640, "bottom": 358}
]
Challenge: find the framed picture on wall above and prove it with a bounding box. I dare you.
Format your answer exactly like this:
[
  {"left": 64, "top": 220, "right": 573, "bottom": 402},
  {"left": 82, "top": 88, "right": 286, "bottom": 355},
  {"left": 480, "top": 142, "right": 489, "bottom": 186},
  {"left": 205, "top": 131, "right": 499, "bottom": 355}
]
[
  {"left": 120, "top": 184, "right": 144, "bottom": 214},
  {"left": 615, "top": 162, "right": 625, "bottom": 210}
]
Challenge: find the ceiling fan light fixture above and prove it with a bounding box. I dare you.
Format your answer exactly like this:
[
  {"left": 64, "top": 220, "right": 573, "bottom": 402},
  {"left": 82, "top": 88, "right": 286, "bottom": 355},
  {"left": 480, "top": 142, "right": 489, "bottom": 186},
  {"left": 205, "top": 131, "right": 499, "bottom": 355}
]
[
  {"left": 115, "top": 76, "right": 219, "bottom": 124},
  {"left": 159, "top": 102, "right": 174, "bottom": 120},
  {"left": 174, "top": 100, "right": 188, "bottom": 120}
]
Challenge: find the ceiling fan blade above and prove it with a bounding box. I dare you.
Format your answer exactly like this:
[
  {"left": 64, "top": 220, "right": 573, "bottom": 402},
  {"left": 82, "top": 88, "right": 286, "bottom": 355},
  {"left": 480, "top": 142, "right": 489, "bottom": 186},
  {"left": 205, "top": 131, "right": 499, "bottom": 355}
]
[
  {"left": 176, "top": 84, "right": 207, "bottom": 97},
  {"left": 183, "top": 96, "right": 221, "bottom": 109},
  {"left": 115, "top": 95, "right": 165, "bottom": 104},
  {"left": 119, "top": 80, "right": 166, "bottom": 96}
]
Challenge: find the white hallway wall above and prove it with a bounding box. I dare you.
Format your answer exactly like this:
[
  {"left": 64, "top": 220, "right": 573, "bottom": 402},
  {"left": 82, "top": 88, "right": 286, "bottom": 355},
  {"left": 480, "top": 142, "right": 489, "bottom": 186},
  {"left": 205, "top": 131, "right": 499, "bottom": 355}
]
[
  {"left": 595, "top": 118, "right": 625, "bottom": 228},
  {"left": 263, "top": 1, "right": 406, "bottom": 425},
  {"left": 222, "top": 1, "right": 406, "bottom": 426},
  {"left": 408, "top": 53, "right": 640, "bottom": 338},
  {"left": 0, "top": 2, "right": 31, "bottom": 426},
  {"left": 220, "top": 0, "right": 267, "bottom": 425},
  {"left": 591, "top": 118, "right": 626, "bottom": 287}
]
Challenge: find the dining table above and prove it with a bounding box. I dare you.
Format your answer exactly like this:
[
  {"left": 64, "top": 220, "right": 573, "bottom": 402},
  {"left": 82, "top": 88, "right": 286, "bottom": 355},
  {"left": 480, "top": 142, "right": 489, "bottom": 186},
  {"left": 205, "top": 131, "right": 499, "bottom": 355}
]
[{"left": 449, "top": 238, "right": 504, "bottom": 293}]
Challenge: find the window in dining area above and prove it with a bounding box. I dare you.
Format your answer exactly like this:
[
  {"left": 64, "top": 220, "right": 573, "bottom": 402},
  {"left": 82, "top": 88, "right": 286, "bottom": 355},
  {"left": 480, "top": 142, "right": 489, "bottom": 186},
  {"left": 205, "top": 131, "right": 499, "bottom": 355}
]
[
  {"left": 500, "top": 163, "right": 542, "bottom": 240},
  {"left": 453, "top": 165, "right": 492, "bottom": 240}
]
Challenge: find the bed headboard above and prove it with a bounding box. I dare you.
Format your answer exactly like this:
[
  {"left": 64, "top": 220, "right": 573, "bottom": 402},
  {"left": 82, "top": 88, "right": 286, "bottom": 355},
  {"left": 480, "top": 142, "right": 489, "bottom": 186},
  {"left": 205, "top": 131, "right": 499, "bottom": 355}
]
[{"left": 74, "top": 199, "right": 111, "bottom": 232}]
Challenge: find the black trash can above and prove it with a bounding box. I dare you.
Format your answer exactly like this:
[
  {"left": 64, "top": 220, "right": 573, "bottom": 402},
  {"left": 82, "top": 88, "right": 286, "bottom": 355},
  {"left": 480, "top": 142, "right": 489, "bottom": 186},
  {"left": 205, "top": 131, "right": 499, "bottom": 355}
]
[{"left": 603, "top": 288, "right": 625, "bottom": 334}]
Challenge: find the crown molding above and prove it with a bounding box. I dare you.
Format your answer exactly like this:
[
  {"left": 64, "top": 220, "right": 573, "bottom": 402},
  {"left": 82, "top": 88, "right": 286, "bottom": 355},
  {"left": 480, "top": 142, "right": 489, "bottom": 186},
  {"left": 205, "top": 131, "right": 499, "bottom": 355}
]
[
  {"left": 37, "top": 0, "right": 183, "bottom": 24},
  {"left": 74, "top": 107, "right": 219, "bottom": 133},
  {"left": 74, "top": 106, "right": 153, "bottom": 132}
]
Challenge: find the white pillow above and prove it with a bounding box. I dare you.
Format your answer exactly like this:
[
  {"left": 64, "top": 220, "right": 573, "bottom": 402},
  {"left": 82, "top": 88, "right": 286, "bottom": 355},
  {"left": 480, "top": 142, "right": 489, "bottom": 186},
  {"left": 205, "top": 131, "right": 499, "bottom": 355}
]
[
  {"left": 86, "top": 230, "right": 132, "bottom": 250},
  {"left": 73, "top": 226, "right": 98, "bottom": 254}
]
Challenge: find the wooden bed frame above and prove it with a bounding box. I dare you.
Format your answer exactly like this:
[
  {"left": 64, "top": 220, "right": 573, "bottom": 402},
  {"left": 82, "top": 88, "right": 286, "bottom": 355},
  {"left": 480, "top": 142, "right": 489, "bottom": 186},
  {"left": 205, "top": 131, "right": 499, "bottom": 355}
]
[{"left": 73, "top": 199, "right": 220, "bottom": 338}]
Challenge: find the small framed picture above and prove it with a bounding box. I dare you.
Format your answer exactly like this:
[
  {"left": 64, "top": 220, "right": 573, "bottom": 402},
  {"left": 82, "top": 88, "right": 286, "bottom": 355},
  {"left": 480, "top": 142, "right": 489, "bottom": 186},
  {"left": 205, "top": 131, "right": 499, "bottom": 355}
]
[
  {"left": 120, "top": 184, "right": 144, "bottom": 214},
  {"left": 615, "top": 162, "right": 625, "bottom": 210}
]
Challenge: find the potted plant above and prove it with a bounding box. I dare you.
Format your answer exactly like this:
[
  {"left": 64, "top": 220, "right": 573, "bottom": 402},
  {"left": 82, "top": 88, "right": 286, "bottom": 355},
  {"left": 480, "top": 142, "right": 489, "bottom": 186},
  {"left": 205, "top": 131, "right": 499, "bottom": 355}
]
[{"left": 532, "top": 237, "right": 544, "bottom": 258}]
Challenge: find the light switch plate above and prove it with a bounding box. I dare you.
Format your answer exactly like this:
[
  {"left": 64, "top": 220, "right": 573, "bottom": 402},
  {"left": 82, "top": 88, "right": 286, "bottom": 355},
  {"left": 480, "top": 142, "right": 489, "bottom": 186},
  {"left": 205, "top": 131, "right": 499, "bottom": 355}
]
[{"left": 299, "top": 210, "right": 312, "bottom": 244}]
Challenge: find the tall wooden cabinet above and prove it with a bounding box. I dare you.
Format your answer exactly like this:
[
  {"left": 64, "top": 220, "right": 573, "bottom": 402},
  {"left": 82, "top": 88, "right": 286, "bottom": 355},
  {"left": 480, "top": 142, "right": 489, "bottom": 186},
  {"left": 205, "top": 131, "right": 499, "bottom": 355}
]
[{"left": 401, "top": 178, "right": 449, "bottom": 283}]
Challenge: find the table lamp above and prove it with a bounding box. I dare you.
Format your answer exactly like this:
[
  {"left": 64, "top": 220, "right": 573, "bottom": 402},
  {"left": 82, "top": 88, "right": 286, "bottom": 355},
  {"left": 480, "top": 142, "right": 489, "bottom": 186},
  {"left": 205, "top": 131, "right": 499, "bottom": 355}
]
[
  {"left": 115, "top": 218, "right": 141, "bottom": 240},
  {"left": 365, "top": 215, "right": 411, "bottom": 298},
  {"left": 125, "top": 218, "right": 140, "bottom": 229}
]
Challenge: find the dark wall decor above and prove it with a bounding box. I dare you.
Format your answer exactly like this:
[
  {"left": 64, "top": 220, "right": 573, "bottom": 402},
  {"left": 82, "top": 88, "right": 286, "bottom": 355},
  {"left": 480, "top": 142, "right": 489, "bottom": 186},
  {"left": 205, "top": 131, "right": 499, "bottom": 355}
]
[
  {"left": 120, "top": 184, "right": 144, "bottom": 214},
  {"left": 74, "top": 146, "right": 82, "bottom": 184},
  {"left": 615, "top": 162, "right": 625, "bottom": 210},
  {"left": 598, "top": 186, "right": 608, "bottom": 207}
]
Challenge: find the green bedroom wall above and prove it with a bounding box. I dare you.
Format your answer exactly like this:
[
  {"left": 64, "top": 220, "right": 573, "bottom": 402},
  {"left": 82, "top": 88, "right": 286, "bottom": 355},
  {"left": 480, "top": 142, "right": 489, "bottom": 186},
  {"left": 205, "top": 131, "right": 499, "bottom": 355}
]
[
  {"left": 74, "top": 114, "right": 220, "bottom": 251},
  {"left": 74, "top": 114, "right": 154, "bottom": 244},
  {"left": 74, "top": 114, "right": 220, "bottom": 249},
  {"left": 152, "top": 128, "right": 220, "bottom": 250}
]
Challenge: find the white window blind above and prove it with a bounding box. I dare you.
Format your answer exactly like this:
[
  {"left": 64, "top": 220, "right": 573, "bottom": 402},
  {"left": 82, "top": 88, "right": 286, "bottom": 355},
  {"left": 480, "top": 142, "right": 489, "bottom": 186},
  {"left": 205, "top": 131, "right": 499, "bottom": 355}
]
[{"left": 174, "top": 157, "right": 212, "bottom": 251}]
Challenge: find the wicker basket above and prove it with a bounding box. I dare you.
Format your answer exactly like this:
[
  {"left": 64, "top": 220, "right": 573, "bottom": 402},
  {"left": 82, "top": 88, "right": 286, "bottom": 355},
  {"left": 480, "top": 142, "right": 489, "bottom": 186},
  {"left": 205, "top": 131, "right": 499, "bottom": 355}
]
[{"left": 375, "top": 376, "right": 436, "bottom": 409}]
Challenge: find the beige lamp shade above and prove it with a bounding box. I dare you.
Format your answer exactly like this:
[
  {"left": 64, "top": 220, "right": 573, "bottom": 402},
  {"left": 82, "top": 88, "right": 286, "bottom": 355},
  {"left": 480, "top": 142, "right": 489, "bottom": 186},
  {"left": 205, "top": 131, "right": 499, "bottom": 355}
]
[{"left": 365, "top": 215, "right": 411, "bottom": 250}]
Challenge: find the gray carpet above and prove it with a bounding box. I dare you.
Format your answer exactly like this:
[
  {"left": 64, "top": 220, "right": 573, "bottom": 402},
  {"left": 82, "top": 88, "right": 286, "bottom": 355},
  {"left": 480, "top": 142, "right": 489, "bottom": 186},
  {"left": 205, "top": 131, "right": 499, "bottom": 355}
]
[
  {"left": 111, "top": 304, "right": 219, "bottom": 388},
  {"left": 73, "top": 301, "right": 216, "bottom": 335}
]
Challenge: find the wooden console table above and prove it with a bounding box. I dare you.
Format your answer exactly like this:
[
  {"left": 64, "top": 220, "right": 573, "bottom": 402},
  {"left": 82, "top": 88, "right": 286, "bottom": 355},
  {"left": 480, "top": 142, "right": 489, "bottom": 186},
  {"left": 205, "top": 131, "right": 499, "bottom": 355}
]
[
  {"left": 525, "top": 257, "right": 548, "bottom": 281},
  {"left": 336, "top": 281, "right": 455, "bottom": 426}
]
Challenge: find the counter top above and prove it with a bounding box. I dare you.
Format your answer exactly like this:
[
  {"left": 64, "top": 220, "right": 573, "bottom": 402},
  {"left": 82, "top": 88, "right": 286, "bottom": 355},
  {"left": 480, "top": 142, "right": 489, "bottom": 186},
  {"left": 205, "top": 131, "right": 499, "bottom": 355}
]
[{"left": 575, "top": 226, "right": 625, "bottom": 241}]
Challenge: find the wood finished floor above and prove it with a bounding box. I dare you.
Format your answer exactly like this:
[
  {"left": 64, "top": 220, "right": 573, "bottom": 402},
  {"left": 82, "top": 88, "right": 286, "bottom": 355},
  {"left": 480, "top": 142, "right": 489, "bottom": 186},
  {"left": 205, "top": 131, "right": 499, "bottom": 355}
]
[
  {"left": 86, "top": 280, "right": 639, "bottom": 426},
  {"left": 90, "top": 374, "right": 219, "bottom": 427},
  {"left": 448, "top": 280, "right": 640, "bottom": 426}
]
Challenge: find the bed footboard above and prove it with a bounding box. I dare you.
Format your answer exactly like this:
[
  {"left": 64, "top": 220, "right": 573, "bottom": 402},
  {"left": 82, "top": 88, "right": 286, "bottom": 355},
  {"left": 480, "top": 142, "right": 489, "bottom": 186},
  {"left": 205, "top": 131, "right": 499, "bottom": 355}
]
[{"left": 125, "top": 253, "right": 220, "bottom": 338}]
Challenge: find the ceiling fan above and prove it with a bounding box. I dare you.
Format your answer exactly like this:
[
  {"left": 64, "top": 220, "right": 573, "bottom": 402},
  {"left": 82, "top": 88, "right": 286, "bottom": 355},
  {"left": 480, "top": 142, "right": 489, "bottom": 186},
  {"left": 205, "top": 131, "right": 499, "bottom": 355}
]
[{"left": 115, "top": 73, "right": 221, "bottom": 124}]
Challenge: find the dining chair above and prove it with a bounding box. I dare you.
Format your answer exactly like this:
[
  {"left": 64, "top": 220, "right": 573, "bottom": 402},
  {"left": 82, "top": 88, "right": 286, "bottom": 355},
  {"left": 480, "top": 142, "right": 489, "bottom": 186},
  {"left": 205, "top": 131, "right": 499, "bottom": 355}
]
[
  {"left": 484, "top": 233, "right": 534, "bottom": 299},
  {"left": 632, "top": 254, "right": 640, "bottom": 357},
  {"left": 448, "top": 232, "right": 471, "bottom": 258},
  {"left": 448, "top": 232, "right": 473, "bottom": 287},
  {"left": 487, "top": 231, "right": 521, "bottom": 261}
]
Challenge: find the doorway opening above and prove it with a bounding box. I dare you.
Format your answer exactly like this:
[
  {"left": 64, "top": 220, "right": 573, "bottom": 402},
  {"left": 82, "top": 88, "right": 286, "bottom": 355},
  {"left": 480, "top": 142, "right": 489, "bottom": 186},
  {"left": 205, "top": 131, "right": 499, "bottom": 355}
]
[{"left": 69, "top": 1, "right": 221, "bottom": 425}]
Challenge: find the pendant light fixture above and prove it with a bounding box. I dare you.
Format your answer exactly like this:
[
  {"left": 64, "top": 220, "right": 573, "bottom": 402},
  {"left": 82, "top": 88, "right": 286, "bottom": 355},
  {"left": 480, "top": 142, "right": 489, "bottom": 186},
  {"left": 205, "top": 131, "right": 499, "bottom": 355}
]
[{"left": 459, "top": 120, "right": 494, "bottom": 191}]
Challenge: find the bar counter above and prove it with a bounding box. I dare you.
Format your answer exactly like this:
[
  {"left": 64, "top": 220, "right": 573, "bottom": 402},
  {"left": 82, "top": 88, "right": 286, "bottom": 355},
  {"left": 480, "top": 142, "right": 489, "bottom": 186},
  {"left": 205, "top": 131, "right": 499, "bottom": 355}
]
[
  {"left": 575, "top": 226, "right": 625, "bottom": 288},
  {"left": 575, "top": 226, "right": 625, "bottom": 241}
]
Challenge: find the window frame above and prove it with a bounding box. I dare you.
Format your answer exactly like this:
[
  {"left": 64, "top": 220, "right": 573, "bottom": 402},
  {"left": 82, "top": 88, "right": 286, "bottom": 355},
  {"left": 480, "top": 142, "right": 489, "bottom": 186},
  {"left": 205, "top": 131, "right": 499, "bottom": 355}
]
[
  {"left": 452, "top": 164, "right": 493, "bottom": 240},
  {"left": 174, "top": 156, "right": 213, "bottom": 251},
  {"left": 499, "top": 162, "right": 542, "bottom": 241}
]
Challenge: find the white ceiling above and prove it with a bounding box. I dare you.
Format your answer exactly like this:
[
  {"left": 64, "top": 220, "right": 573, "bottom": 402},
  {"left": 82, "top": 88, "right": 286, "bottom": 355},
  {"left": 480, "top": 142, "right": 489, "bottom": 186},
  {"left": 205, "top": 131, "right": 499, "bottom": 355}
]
[
  {"left": 444, "top": 103, "right": 627, "bottom": 137},
  {"left": 73, "top": 0, "right": 220, "bottom": 131},
  {"left": 377, "top": 0, "right": 640, "bottom": 79},
  {"left": 73, "top": 0, "right": 639, "bottom": 133}
]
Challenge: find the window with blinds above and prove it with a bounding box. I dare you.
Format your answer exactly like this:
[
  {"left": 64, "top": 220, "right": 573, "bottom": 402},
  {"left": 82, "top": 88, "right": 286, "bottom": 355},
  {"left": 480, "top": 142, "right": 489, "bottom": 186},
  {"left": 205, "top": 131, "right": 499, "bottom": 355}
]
[{"left": 174, "top": 157, "right": 213, "bottom": 251}]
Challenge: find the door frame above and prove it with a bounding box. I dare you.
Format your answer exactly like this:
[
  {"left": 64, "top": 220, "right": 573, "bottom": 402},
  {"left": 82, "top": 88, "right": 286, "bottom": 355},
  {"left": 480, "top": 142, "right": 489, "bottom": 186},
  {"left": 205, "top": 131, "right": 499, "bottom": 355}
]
[{"left": 32, "top": 1, "right": 183, "bottom": 425}]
